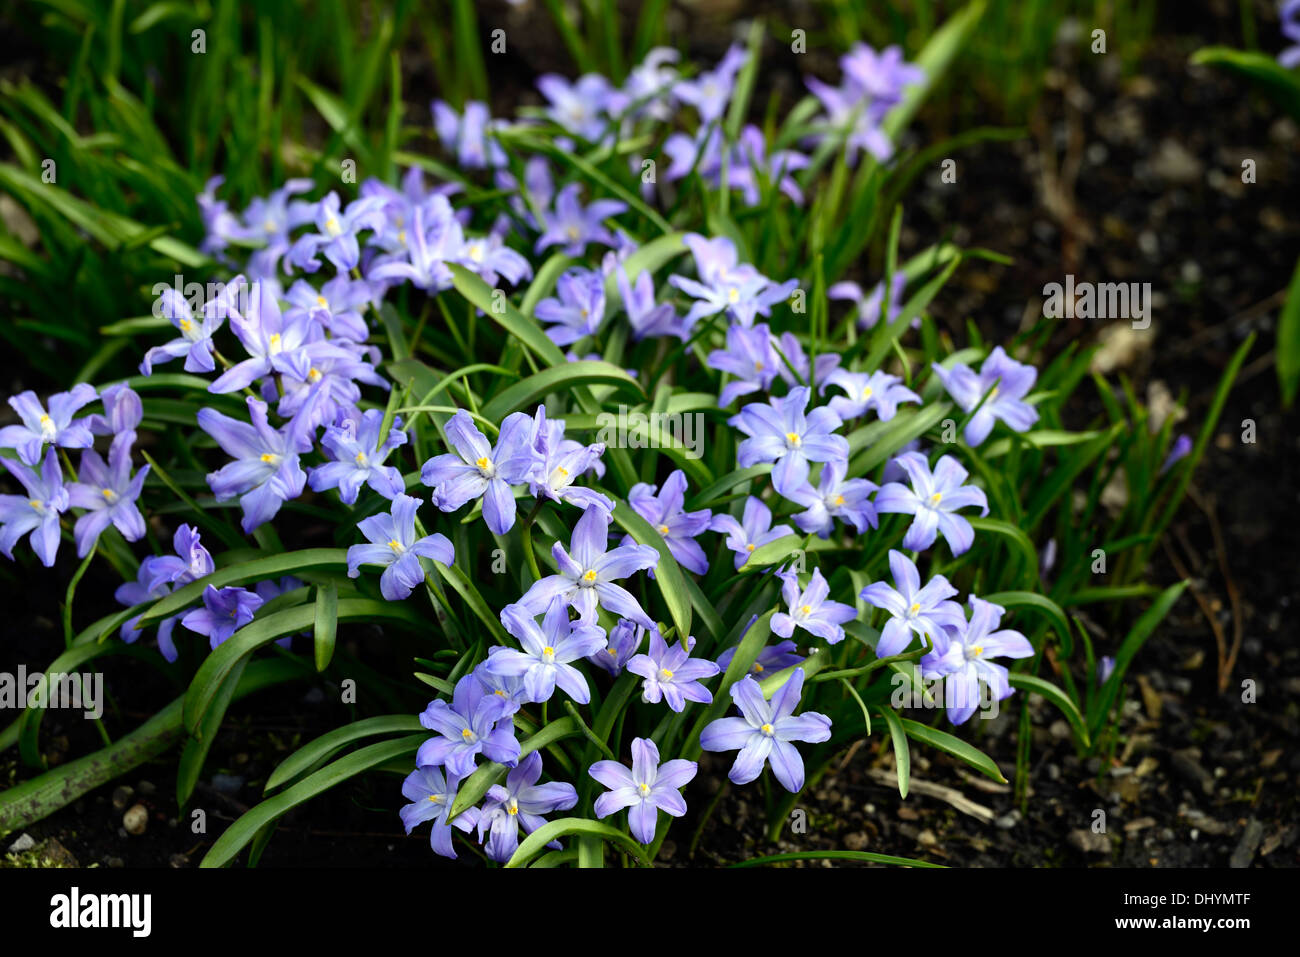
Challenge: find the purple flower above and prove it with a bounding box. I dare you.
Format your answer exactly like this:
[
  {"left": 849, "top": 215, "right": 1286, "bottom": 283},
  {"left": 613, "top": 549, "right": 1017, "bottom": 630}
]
[
  {"left": 921, "top": 596, "right": 1033, "bottom": 725},
  {"left": 455, "top": 231, "right": 533, "bottom": 288},
  {"left": 772, "top": 331, "right": 841, "bottom": 389},
  {"left": 669, "top": 234, "right": 797, "bottom": 330},
  {"left": 432, "top": 99, "right": 509, "bottom": 169},
  {"left": 627, "top": 631, "right": 720, "bottom": 712},
  {"left": 284, "top": 276, "right": 373, "bottom": 342},
  {"left": 141, "top": 280, "right": 240, "bottom": 376},
  {"left": 535, "top": 268, "right": 606, "bottom": 345},
  {"left": 617, "top": 265, "right": 684, "bottom": 341},
  {"left": 286, "top": 192, "right": 387, "bottom": 273},
  {"left": 731, "top": 386, "right": 848, "bottom": 497},
  {"left": 707, "top": 322, "right": 781, "bottom": 407},
  {"left": 536, "top": 184, "right": 627, "bottom": 257},
  {"left": 716, "top": 638, "right": 804, "bottom": 678},
  {"left": 347, "top": 494, "right": 453, "bottom": 601},
  {"left": 873, "top": 452, "right": 989, "bottom": 555},
  {"left": 420, "top": 409, "right": 537, "bottom": 534},
  {"left": 209, "top": 281, "right": 317, "bottom": 394},
  {"left": 1, "top": 384, "right": 96, "bottom": 465},
  {"left": 710, "top": 496, "right": 793, "bottom": 570},
  {"left": 399, "top": 765, "right": 476, "bottom": 859},
  {"left": 699, "top": 670, "right": 832, "bottom": 791},
  {"left": 486, "top": 599, "right": 607, "bottom": 705},
  {"left": 626, "top": 470, "right": 712, "bottom": 575},
  {"left": 622, "top": 47, "right": 681, "bottom": 121},
  {"left": 783, "top": 459, "right": 878, "bottom": 538},
  {"left": 417, "top": 673, "right": 521, "bottom": 777},
  {"left": 67, "top": 439, "right": 149, "bottom": 557},
  {"left": 589, "top": 737, "right": 697, "bottom": 844},
  {"left": 805, "top": 76, "right": 893, "bottom": 163},
  {"left": 1283, "top": 0, "right": 1300, "bottom": 68},
  {"left": 117, "top": 525, "right": 215, "bottom": 660},
  {"left": 180, "top": 585, "right": 264, "bottom": 650},
  {"left": 587, "top": 618, "right": 644, "bottom": 675},
  {"left": 828, "top": 273, "right": 907, "bottom": 330},
  {"left": 310, "top": 409, "right": 407, "bottom": 504},
  {"left": 517, "top": 504, "right": 659, "bottom": 626},
  {"left": 86, "top": 383, "right": 142, "bottom": 437},
  {"left": 931, "top": 347, "right": 1040, "bottom": 447},
  {"left": 537, "top": 73, "right": 624, "bottom": 142},
  {"left": 673, "top": 44, "right": 748, "bottom": 123},
  {"left": 859, "top": 549, "right": 965, "bottom": 657},
  {"left": 473, "top": 751, "right": 578, "bottom": 863},
  {"left": 527, "top": 408, "right": 612, "bottom": 512},
  {"left": 274, "top": 340, "right": 388, "bottom": 431},
  {"left": 197, "top": 396, "right": 313, "bottom": 533},
  {"left": 1096, "top": 655, "right": 1116, "bottom": 684},
  {"left": 0, "top": 449, "right": 68, "bottom": 567},
  {"left": 772, "top": 567, "right": 857, "bottom": 644},
  {"left": 236, "top": 178, "right": 317, "bottom": 277},
  {"left": 821, "top": 369, "right": 919, "bottom": 422},
  {"left": 1160, "top": 434, "right": 1193, "bottom": 475},
  {"left": 367, "top": 196, "right": 458, "bottom": 291}
]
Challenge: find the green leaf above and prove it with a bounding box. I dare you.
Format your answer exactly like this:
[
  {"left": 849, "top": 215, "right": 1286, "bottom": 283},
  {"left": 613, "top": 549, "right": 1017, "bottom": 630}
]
[
  {"left": 264, "top": 715, "right": 424, "bottom": 793},
  {"left": 480, "top": 360, "right": 644, "bottom": 422},
  {"left": 1008, "top": 674, "right": 1090, "bottom": 751},
  {"left": 1277, "top": 253, "right": 1300, "bottom": 406},
  {"left": 728, "top": 850, "right": 942, "bottom": 868},
  {"left": 201, "top": 735, "right": 427, "bottom": 867},
  {"left": 448, "top": 262, "right": 567, "bottom": 366},
  {"left": 900, "top": 718, "right": 1006, "bottom": 783},
  {"left": 183, "top": 599, "right": 423, "bottom": 734},
  {"left": 505, "top": 818, "right": 650, "bottom": 868},
  {"left": 313, "top": 582, "right": 338, "bottom": 672},
  {"left": 1190, "top": 47, "right": 1300, "bottom": 122},
  {"left": 1089, "top": 581, "right": 1188, "bottom": 734},
  {"left": 879, "top": 706, "right": 910, "bottom": 798}
]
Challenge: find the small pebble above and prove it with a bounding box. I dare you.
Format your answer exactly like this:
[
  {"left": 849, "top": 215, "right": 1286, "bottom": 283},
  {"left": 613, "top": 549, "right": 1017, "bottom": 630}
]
[
  {"left": 7, "top": 833, "right": 36, "bottom": 854},
  {"left": 123, "top": 803, "right": 149, "bottom": 836}
]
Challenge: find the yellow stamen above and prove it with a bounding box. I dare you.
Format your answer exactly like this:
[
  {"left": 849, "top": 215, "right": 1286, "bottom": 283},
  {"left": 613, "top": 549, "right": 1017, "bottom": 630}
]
[
  {"left": 307, "top": 368, "right": 322, "bottom": 383},
  {"left": 659, "top": 668, "right": 674, "bottom": 681},
  {"left": 582, "top": 570, "right": 598, "bottom": 582},
  {"left": 970, "top": 645, "right": 983, "bottom": 657},
  {"left": 461, "top": 728, "right": 474, "bottom": 740},
  {"left": 745, "top": 543, "right": 755, "bottom": 552},
  {"left": 316, "top": 296, "right": 328, "bottom": 307},
  {"left": 753, "top": 663, "right": 764, "bottom": 673},
  {"left": 785, "top": 432, "right": 801, "bottom": 447},
  {"left": 909, "top": 602, "right": 921, "bottom": 616},
  {"left": 269, "top": 333, "right": 281, "bottom": 348},
  {"left": 929, "top": 492, "right": 942, "bottom": 505},
  {"left": 657, "top": 524, "right": 670, "bottom": 535},
  {"left": 861, "top": 386, "right": 873, "bottom": 400},
  {"left": 727, "top": 287, "right": 740, "bottom": 303},
  {"left": 800, "top": 604, "right": 812, "bottom": 616},
  {"left": 638, "top": 782, "right": 651, "bottom": 794},
  {"left": 833, "top": 494, "right": 845, "bottom": 506},
  {"left": 388, "top": 539, "right": 404, "bottom": 552},
  {"left": 260, "top": 453, "right": 277, "bottom": 463},
  {"left": 426, "top": 794, "right": 441, "bottom": 802},
  {"left": 760, "top": 723, "right": 773, "bottom": 735}
]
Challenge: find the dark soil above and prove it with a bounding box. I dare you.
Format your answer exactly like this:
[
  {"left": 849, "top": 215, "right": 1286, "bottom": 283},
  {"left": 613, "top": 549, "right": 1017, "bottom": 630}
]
[{"left": 3, "top": 2, "right": 1298, "bottom": 868}]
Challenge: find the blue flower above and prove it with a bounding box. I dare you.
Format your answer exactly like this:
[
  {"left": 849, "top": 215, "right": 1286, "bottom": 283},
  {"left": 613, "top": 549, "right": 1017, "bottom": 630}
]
[
  {"left": 783, "top": 459, "right": 878, "bottom": 538},
  {"left": 772, "top": 567, "right": 857, "bottom": 644},
  {"left": 420, "top": 408, "right": 538, "bottom": 534},
  {"left": 473, "top": 751, "right": 578, "bottom": 863},
  {"left": 709, "top": 495, "right": 793, "bottom": 569},
  {"left": 67, "top": 438, "right": 150, "bottom": 557},
  {"left": 626, "top": 469, "right": 712, "bottom": 575},
  {"left": 921, "top": 596, "right": 1033, "bottom": 725},
  {"left": 535, "top": 268, "right": 606, "bottom": 345},
  {"left": 399, "top": 765, "right": 476, "bottom": 859},
  {"left": 589, "top": 737, "right": 697, "bottom": 844},
  {"left": 859, "top": 549, "right": 965, "bottom": 657},
  {"left": 731, "top": 386, "right": 848, "bottom": 497},
  {"left": 180, "top": 585, "right": 264, "bottom": 649},
  {"left": 197, "top": 396, "right": 314, "bottom": 533},
  {"left": 626, "top": 630, "right": 720, "bottom": 712},
  {"left": 485, "top": 599, "right": 607, "bottom": 705},
  {"left": 873, "top": 452, "right": 988, "bottom": 555},
  {"left": 310, "top": 408, "right": 407, "bottom": 504},
  {"left": 699, "top": 670, "right": 831, "bottom": 791},
  {"left": 930, "top": 347, "right": 1039, "bottom": 447},
  {"left": 417, "top": 674, "right": 520, "bottom": 777},
  {"left": 0, "top": 449, "right": 68, "bottom": 566},
  {"left": 516, "top": 504, "right": 659, "bottom": 627},
  {"left": 347, "top": 494, "right": 453, "bottom": 601},
  {"left": 0, "top": 384, "right": 96, "bottom": 465}
]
